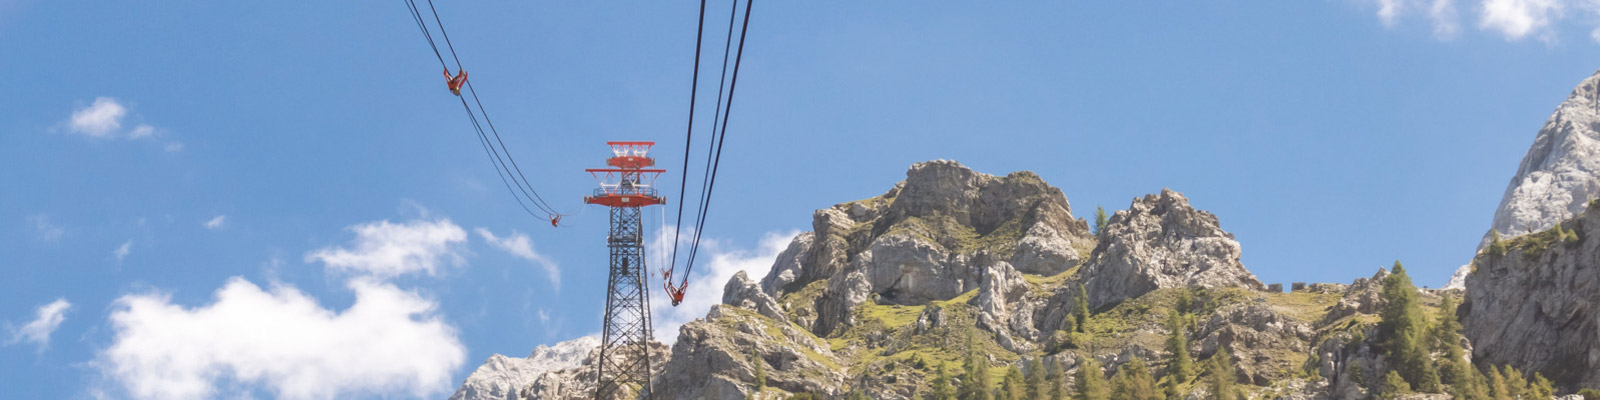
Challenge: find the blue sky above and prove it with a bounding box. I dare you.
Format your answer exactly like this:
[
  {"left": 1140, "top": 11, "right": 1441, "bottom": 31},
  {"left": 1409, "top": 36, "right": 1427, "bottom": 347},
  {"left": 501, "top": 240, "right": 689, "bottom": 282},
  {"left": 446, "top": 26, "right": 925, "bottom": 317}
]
[{"left": 4, "top": 1, "right": 1600, "bottom": 399}]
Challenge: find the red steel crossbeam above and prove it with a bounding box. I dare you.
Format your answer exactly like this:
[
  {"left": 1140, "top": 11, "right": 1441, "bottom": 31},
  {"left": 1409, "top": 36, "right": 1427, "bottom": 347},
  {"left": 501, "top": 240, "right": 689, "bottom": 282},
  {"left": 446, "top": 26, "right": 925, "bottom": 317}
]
[{"left": 584, "top": 168, "right": 666, "bottom": 208}]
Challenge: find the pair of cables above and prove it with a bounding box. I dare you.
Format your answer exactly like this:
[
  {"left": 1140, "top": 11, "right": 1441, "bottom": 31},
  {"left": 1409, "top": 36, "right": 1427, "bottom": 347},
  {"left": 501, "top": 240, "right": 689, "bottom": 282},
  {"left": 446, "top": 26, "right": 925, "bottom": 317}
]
[
  {"left": 664, "top": 0, "right": 756, "bottom": 305},
  {"left": 404, "top": 0, "right": 565, "bottom": 225}
]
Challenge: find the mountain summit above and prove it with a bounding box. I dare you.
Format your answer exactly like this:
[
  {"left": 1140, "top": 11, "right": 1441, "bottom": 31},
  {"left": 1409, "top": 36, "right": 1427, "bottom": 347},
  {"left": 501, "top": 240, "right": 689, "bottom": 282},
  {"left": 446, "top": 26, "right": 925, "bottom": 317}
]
[{"left": 1448, "top": 69, "right": 1600, "bottom": 289}]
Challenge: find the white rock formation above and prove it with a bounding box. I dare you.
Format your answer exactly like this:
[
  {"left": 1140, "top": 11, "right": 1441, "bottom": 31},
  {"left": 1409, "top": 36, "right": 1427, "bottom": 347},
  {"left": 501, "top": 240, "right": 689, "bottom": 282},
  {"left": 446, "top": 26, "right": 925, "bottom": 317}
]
[
  {"left": 448, "top": 336, "right": 599, "bottom": 400},
  {"left": 1080, "top": 189, "right": 1266, "bottom": 310},
  {"left": 1448, "top": 69, "right": 1600, "bottom": 289}
]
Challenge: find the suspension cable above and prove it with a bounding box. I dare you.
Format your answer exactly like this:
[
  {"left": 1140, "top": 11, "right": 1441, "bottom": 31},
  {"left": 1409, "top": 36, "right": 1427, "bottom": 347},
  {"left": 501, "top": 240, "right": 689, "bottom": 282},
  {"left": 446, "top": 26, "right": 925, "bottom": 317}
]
[
  {"left": 680, "top": 0, "right": 754, "bottom": 289},
  {"left": 667, "top": 0, "right": 710, "bottom": 285}
]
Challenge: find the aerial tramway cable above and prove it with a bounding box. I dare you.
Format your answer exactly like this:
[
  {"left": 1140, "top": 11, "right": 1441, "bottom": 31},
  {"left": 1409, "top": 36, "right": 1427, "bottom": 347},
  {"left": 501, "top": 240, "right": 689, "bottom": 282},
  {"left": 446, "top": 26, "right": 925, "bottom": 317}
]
[
  {"left": 402, "top": 0, "right": 568, "bottom": 224},
  {"left": 666, "top": 0, "right": 711, "bottom": 304},
  {"left": 665, "top": 0, "right": 754, "bottom": 305}
]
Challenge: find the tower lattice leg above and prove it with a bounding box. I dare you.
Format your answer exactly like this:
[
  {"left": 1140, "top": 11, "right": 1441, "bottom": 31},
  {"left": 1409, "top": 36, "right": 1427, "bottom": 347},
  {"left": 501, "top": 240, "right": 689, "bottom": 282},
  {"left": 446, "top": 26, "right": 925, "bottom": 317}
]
[{"left": 595, "top": 206, "right": 653, "bottom": 400}]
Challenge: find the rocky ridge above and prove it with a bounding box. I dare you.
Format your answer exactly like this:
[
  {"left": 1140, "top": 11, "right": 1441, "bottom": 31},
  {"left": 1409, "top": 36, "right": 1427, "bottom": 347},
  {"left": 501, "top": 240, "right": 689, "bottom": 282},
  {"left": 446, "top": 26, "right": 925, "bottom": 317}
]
[{"left": 454, "top": 149, "right": 1597, "bottom": 398}]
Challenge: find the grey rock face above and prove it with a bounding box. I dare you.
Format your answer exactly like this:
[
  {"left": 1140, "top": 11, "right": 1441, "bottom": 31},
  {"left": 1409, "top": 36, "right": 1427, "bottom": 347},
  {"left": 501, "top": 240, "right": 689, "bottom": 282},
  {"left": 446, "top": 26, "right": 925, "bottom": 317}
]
[
  {"left": 1194, "top": 302, "right": 1313, "bottom": 385},
  {"left": 653, "top": 305, "right": 845, "bottom": 400},
  {"left": 1081, "top": 189, "right": 1265, "bottom": 310},
  {"left": 759, "top": 232, "right": 814, "bottom": 298},
  {"left": 1463, "top": 207, "right": 1600, "bottom": 389},
  {"left": 973, "top": 260, "right": 1037, "bottom": 353},
  {"left": 1449, "top": 69, "right": 1600, "bottom": 289},
  {"left": 769, "top": 160, "right": 1094, "bottom": 336},
  {"left": 723, "top": 271, "right": 787, "bottom": 324},
  {"left": 448, "top": 336, "right": 599, "bottom": 400},
  {"left": 1319, "top": 268, "right": 1388, "bottom": 325}
]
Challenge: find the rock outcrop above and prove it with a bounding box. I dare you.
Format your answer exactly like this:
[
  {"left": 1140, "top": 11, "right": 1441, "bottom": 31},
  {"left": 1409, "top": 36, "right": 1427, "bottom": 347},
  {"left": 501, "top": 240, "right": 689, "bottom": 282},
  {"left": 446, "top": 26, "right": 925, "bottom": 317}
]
[
  {"left": 764, "top": 160, "right": 1096, "bottom": 337},
  {"left": 1448, "top": 68, "right": 1600, "bottom": 289},
  {"left": 653, "top": 305, "right": 845, "bottom": 400},
  {"left": 449, "top": 336, "right": 599, "bottom": 400},
  {"left": 1463, "top": 205, "right": 1600, "bottom": 390},
  {"left": 1080, "top": 189, "right": 1265, "bottom": 310}
]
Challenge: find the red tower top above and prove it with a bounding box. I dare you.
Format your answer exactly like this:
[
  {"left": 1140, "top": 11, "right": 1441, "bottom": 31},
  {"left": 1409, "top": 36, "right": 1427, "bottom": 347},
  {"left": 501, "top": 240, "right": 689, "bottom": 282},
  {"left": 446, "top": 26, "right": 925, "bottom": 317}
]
[{"left": 584, "top": 141, "right": 666, "bottom": 208}]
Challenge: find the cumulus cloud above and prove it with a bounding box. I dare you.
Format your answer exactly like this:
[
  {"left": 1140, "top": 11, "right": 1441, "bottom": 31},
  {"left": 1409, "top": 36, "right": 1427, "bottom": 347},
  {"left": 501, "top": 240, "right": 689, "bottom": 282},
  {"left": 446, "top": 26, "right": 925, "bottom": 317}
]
[
  {"left": 67, "top": 97, "right": 127, "bottom": 138},
  {"left": 60, "top": 97, "right": 172, "bottom": 141},
  {"left": 1361, "top": 0, "right": 1600, "bottom": 42},
  {"left": 28, "top": 214, "right": 64, "bottom": 242},
  {"left": 476, "top": 228, "right": 560, "bottom": 290},
  {"left": 203, "top": 215, "right": 226, "bottom": 230},
  {"left": 304, "top": 219, "right": 467, "bottom": 279},
  {"left": 6, "top": 298, "right": 71, "bottom": 351},
  {"left": 99, "top": 278, "right": 465, "bottom": 400},
  {"left": 114, "top": 240, "right": 132, "bottom": 264},
  {"left": 1480, "top": 0, "right": 1565, "bottom": 41},
  {"left": 648, "top": 229, "right": 800, "bottom": 342}
]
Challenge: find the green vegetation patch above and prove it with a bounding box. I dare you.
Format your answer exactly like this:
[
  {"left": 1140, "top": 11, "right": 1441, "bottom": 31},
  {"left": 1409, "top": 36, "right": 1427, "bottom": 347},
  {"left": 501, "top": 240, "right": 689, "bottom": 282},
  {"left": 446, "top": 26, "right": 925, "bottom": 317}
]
[{"left": 1263, "top": 291, "right": 1340, "bottom": 324}]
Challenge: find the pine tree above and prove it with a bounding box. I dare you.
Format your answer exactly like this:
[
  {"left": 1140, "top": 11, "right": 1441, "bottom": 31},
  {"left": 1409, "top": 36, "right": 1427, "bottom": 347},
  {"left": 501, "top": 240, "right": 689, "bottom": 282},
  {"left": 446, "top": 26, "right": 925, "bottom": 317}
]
[
  {"left": 1206, "top": 348, "right": 1238, "bottom": 400},
  {"left": 1110, "top": 358, "right": 1158, "bottom": 400},
  {"left": 1379, "top": 261, "right": 1442, "bottom": 393},
  {"left": 1382, "top": 370, "right": 1413, "bottom": 400},
  {"left": 1501, "top": 366, "right": 1526, "bottom": 400},
  {"left": 752, "top": 349, "right": 767, "bottom": 390},
  {"left": 999, "top": 366, "right": 1026, "bottom": 400},
  {"left": 1094, "top": 206, "right": 1108, "bottom": 236},
  {"left": 1048, "top": 359, "right": 1067, "bottom": 400},
  {"left": 1529, "top": 372, "right": 1554, "bottom": 399},
  {"left": 1026, "top": 357, "right": 1046, "bottom": 399},
  {"left": 1165, "top": 312, "right": 1193, "bottom": 384},
  {"left": 927, "top": 363, "right": 957, "bottom": 400},
  {"left": 1434, "top": 296, "right": 1477, "bottom": 394},
  {"left": 1076, "top": 356, "right": 1111, "bottom": 400},
  {"left": 960, "top": 351, "right": 993, "bottom": 400},
  {"left": 1486, "top": 366, "right": 1510, "bottom": 400},
  {"left": 1074, "top": 284, "right": 1091, "bottom": 334}
]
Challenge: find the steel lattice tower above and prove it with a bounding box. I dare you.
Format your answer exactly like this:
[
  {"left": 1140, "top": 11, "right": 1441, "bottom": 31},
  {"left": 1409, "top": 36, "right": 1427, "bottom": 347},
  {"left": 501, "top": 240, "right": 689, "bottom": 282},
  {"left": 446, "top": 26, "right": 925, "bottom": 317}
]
[{"left": 583, "top": 142, "right": 666, "bottom": 400}]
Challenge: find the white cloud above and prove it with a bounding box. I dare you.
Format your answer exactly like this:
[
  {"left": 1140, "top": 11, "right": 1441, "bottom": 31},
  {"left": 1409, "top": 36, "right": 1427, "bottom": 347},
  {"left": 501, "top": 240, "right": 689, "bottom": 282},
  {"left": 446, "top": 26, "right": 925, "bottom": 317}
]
[
  {"left": 1368, "top": 0, "right": 1464, "bottom": 38},
  {"left": 204, "top": 215, "right": 227, "bottom": 230},
  {"left": 114, "top": 240, "right": 132, "bottom": 264},
  {"left": 1431, "top": 0, "right": 1463, "bottom": 37},
  {"left": 67, "top": 97, "right": 127, "bottom": 138},
  {"left": 98, "top": 278, "right": 465, "bottom": 400},
  {"left": 60, "top": 97, "right": 172, "bottom": 141},
  {"left": 304, "top": 219, "right": 467, "bottom": 279},
  {"left": 6, "top": 298, "right": 71, "bottom": 351},
  {"left": 164, "top": 142, "right": 185, "bottom": 152},
  {"left": 475, "top": 228, "right": 560, "bottom": 290},
  {"left": 128, "top": 124, "right": 156, "bottom": 139},
  {"left": 1480, "top": 0, "right": 1564, "bottom": 41},
  {"left": 648, "top": 229, "right": 799, "bottom": 342},
  {"left": 1359, "top": 0, "right": 1600, "bottom": 42},
  {"left": 28, "top": 214, "right": 64, "bottom": 242}
]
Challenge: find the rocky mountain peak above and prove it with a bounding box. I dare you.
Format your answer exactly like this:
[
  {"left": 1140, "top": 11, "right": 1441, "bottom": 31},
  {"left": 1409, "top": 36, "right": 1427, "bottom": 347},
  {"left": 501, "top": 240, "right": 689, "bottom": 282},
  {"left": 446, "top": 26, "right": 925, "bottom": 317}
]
[
  {"left": 1449, "top": 68, "right": 1600, "bottom": 289},
  {"left": 447, "top": 336, "right": 601, "bottom": 400},
  {"left": 1082, "top": 188, "right": 1264, "bottom": 310},
  {"left": 756, "top": 160, "right": 1095, "bottom": 336}
]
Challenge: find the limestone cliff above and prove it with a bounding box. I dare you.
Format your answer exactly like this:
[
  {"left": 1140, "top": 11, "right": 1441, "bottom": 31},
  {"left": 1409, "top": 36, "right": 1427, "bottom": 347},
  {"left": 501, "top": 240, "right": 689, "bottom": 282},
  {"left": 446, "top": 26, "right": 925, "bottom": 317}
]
[{"left": 1463, "top": 204, "right": 1600, "bottom": 390}]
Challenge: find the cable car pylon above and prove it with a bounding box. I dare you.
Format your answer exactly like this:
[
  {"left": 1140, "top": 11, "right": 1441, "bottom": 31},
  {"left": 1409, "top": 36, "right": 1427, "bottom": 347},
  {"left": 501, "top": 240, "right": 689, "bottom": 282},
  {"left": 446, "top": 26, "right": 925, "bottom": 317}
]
[{"left": 583, "top": 141, "right": 666, "bottom": 400}]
